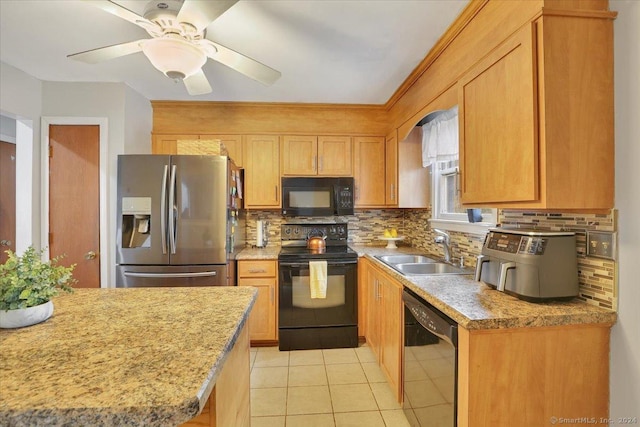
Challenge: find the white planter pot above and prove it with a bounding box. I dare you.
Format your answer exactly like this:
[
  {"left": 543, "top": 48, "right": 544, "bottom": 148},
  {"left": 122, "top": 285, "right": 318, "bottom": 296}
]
[{"left": 0, "top": 301, "right": 54, "bottom": 329}]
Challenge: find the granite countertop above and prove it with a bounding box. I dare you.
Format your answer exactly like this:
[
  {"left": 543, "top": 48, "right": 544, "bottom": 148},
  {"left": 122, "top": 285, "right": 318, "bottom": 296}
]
[
  {"left": 236, "top": 246, "right": 280, "bottom": 260},
  {"left": 350, "top": 244, "right": 617, "bottom": 330},
  {"left": 0, "top": 287, "right": 257, "bottom": 427}
]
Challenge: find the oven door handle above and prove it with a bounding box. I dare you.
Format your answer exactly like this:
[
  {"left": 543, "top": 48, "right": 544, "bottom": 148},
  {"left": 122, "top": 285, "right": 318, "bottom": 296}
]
[{"left": 279, "top": 261, "right": 357, "bottom": 268}]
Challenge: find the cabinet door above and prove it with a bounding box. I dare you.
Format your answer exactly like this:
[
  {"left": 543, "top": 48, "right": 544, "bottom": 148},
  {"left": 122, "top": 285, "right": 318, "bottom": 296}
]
[
  {"left": 239, "top": 277, "right": 277, "bottom": 341},
  {"left": 281, "top": 135, "right": 318, "bottom": 176},
  {"left": 201, "top": 134, "right": 243, "bottom": 167},
  {"left": 353, "top": 136, "right": 386, "bottom": 207},
  {"left": 459, "top": 23, "right": 538, "bottom": 204},
  {"left": 318, "top": 136, "right": 352, "bottom": 176},
  {"left": 365, "top": 265, "right": 381, "bottom": 358},
  {"left": 152, "top": 134, "right": 197, "bottom": 154},
  {"left": 380, "top": 276, "right": 403, "bottom": 403},
  {"left": 385, "top": 131, "right": 398, "bottom": 206},
  {"left": 244, "top": 135, "right": 280, "bottom": 208}
]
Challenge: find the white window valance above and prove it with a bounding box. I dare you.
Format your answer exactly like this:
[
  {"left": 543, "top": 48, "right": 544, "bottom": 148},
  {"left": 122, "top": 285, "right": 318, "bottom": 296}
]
[{"left": 421, "top": 105, "right": 459, "bottom": 167}]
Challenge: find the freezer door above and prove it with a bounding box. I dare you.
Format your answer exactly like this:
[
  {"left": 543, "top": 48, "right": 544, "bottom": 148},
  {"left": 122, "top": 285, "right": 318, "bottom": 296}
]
[
  {"left": 116, "top": 265, "right": 228, "bottom": 287},
  {"left": 117, "top": 155, "right": 170, "bottom": 265},
  {"left": 169, "top": 155, "right": 228, "bottom": 265}
]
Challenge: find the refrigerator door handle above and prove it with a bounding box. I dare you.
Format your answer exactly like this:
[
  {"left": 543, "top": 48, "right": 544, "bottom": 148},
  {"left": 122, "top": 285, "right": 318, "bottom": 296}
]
[
  {"left": 160, "top": 164, "right": 169, "bottom": 255},
  {"left": 169, "top": 164, "right": 177, "bottom": 254},
  {"left": 123, "top": 271, "right": 218, "bottom": 278}
]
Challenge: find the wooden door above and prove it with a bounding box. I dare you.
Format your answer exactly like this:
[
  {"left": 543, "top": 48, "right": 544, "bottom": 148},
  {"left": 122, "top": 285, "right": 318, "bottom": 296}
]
[
  {"left": 0, "top": 141, "right": 16, "bottom": 263},
  {"left": 385, "top": 131, "right": 398, "bottom": 206},
  {"left": 318, "top": 136, "right": 352, "bottom": 176},
  {"left": 353, "top": 136, "right": 386, "bottom": 207},
  {"left": 281, "top": 135, "right": 317, "bottom": 176},
  {"left": 48, "top": 125, "right": 100, "bottom": 288},
  {"left": 244, "top": 135, "right": 280, "bottom": 208},
  {"left": 458, "top": 23, "right": 538, "bottom": 204}
]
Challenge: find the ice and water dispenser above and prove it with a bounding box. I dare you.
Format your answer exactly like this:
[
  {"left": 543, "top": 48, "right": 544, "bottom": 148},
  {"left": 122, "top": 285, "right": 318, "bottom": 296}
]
[{"left": 121, "top": 197, "right": 152, "bottom": 248}]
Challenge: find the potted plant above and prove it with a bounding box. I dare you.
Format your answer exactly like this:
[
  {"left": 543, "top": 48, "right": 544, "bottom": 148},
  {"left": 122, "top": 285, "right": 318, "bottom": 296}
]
[{"left": 0, "top": 246, "right": 76, "bottom": 329}]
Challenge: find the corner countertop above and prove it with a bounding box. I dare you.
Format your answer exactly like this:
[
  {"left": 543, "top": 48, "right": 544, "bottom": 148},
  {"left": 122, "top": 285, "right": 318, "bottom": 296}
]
[
  {"left": 350, "top": 244, "right": 617, "bottom": 330},
  {"left": 0, "top": 287, "right": 257, "bottom": 427}
]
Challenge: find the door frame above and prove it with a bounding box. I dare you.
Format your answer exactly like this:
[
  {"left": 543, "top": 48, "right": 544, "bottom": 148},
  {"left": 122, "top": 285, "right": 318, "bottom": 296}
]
[{"left": 40, "top": 117, "right": 108, "bottom": 288}]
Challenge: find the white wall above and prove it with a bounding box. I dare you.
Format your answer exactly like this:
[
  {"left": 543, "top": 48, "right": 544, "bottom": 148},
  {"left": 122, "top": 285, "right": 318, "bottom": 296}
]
[
  {"left": 610, "top": 0, "right": 640, "bottom": 422},
  {"left": 41, "top": 82, "right": 152, "bottom": 286},
  {"left": 0, "top": 62, "right": 42, "bottom": 252}
]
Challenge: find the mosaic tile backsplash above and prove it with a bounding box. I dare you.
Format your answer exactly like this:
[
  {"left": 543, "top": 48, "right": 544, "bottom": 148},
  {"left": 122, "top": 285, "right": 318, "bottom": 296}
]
[{"left": 244, "top": 208, "right": 617, "bottom": 311}]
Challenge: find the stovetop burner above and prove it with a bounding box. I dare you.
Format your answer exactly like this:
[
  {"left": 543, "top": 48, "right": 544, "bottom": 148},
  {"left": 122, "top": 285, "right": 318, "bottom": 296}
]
[{"left": 278, "top": 222, "right": 357, "bottom": 261}]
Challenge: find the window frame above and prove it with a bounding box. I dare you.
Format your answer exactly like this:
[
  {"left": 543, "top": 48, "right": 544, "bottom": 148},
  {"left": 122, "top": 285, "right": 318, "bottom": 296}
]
[{"left": 429, "top": 160, "right": 496, "bottom": 235}]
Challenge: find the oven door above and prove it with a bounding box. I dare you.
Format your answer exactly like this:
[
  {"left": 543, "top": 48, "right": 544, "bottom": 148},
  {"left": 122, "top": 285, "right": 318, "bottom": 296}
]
[{"left": 278, "top": 259, "right": 357, "bottom": 328}]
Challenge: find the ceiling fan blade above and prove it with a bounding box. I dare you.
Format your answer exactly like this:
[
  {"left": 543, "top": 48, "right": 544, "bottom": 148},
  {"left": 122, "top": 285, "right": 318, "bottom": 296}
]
[
  {"left": 83, "top": 0, "right": 159, "bottom": 31},
  {"left": 202, "top": 40, "right": 281, "bottom": 86},
  {"left": 183, "top": 69, "right": 213, "bottom": 95},
  {"left": 68, "top": 40, "right": 145, "bottom": 64},
  {"left": 177, "top": 0, "right": 238, "bottom": 33}
]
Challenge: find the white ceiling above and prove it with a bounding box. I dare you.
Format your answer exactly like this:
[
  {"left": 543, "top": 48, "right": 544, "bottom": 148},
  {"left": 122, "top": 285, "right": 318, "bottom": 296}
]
[{"left": 0, "top": 0, "right": 469, "bottom": 104}]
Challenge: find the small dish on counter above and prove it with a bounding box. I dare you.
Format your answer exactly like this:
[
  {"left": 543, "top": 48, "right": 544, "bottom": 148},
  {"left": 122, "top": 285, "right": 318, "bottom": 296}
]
[{"left": 379, "top": 236, "right": 405, "bottom": 249}]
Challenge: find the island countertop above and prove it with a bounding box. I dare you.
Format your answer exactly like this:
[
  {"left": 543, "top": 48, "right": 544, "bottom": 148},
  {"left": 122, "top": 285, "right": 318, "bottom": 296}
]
[{"left": 0, "top": 286, "right": 257, "bottom": 427}]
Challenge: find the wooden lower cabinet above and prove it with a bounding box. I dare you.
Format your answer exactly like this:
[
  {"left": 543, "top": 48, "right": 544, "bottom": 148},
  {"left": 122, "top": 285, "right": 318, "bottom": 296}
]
[
  {"left": 362, "top": 258, "right": 403, "bottom": 402},
  {"left": 181, "top": 323, "right": 250, "bottom": 427},
  {"left": 238, "top": 260, "right": 278, "bottom": 342},
  {"left": 457, "top": 323, "right": 611, "bottom": 427}
]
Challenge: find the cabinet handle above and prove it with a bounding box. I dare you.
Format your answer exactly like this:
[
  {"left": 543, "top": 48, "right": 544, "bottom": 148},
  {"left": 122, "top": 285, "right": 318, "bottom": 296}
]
[
  {"left": 270, "top": 287, "right": 274, "bottom": 304},
  {"left": 320, "top": 156, "right": 323, "bottom": 172},
  {"left": 275, "top": 185, "right": 279, "bottom": 201},
  {"left": 390, "top": 183, "right": 395, "bottom": 201},
  {"left": 355, "top": 184, "right": 359, "bottom": 201},
  {"left": 248, "top": 269, "right": 267, "bottom": 273},
  {"left": 312, "top": 157, "right": 317, "bottom": 172}
]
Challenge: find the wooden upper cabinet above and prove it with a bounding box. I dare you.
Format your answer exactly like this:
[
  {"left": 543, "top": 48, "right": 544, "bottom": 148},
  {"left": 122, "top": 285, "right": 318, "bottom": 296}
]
[
  {"left": 385, "top": 131, "right": 398, "bottom": 207},
  {"left": 151, "top": 134, "right": 195, "bottom": 154},
  {"left": 459, "top": 16, "right": 614, "bottom": 209},
  {"left": 459, "top": 23, "right": 538, "bottom": 205},
  {"left": 317, "top": 136, "right": 352, "bottom": 176},
  {"left": 201, "top": 134, "right": 243, "bottom": 167},
  {"left": 353, "top": 136, "right": 386, "bottom": 207},
  {"left": 152, "top": 134, "right": 243, "bottom": 168},
  {"left": 281, "top": 135, "right": 352, "bottom": 176},
  {"left": 244, "top": 135, "right": 280, "bottom": 208},
  {"left": 281, "top": 136, "right": 318, "bottom": 175}
]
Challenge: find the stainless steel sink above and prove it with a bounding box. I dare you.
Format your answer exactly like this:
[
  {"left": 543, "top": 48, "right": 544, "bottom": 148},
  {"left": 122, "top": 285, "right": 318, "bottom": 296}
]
[
  {"left": 393, "top": 262, "right": 468, "bottom": 275},
  {"left": 375, "top": 255, "right": 438, "bottom": 264},
  {"left": 375, "top": 253, "right": 470, "bottom": 276}
]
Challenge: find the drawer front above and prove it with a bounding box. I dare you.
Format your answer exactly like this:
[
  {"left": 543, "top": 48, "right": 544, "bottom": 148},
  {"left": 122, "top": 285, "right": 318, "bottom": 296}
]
[{"left": 238, "top": 260, "right": 276, "bottom": 278}]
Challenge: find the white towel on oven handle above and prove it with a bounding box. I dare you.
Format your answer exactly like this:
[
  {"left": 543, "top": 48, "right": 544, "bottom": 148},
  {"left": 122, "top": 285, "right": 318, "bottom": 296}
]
[{"left": 309, "top": 260, "right": 328, "bottom": 299}]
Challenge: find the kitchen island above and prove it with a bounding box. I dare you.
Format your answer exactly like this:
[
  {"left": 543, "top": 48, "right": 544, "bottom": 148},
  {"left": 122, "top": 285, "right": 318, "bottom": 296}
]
[{"left": 0, "top": 286, "right": 257, "bottom": 427}]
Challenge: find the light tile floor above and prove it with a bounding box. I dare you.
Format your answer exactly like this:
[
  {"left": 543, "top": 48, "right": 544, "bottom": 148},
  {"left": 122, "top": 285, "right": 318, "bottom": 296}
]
[{"left": 250, "top": 345, "right": 412, "bottom": 427}]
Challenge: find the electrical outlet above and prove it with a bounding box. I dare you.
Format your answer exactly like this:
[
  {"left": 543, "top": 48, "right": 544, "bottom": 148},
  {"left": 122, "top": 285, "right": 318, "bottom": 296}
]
[{"left": 586, "top": 231, "right": 617, "bottom": 260}]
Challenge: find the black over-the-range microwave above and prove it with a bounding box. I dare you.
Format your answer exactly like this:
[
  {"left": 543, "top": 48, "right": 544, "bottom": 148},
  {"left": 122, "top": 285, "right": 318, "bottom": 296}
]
[{"left": 281, "top": 177, "right": 355, "bottom": 216}]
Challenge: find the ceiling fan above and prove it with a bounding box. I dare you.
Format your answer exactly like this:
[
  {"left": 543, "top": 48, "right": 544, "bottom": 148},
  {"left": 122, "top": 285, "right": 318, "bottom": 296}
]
[{"left": 68, "top": 0, "right": 281, "bottom": 95}]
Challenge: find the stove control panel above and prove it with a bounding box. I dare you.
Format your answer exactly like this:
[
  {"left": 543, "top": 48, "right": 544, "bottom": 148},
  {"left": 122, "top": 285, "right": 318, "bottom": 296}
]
[{"left": 281, "top": 223, "right": 348, "bottom": 242}]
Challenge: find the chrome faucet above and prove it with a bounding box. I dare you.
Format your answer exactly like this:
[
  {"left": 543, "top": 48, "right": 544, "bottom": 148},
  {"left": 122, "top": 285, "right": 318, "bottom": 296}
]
[{"left": 433, "top": 229, "right": 452, "bottom": 263}]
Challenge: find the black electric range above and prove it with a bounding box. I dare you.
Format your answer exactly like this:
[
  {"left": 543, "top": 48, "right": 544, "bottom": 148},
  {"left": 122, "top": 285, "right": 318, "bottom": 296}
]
[{"left": 277, "top": 222, "right": 358, "bottom": 351}]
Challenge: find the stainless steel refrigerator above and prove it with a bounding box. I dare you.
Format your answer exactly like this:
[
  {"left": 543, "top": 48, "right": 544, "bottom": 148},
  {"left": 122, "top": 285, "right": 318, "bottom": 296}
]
[{"left": 115, "top": 155, "right": 244, "bottom": 287}]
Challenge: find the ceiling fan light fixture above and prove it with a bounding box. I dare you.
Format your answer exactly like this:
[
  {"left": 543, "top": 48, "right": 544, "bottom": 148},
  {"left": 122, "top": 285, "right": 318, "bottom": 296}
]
[{"left": 141, "top": 37, "right": 207, "bottom": 80}]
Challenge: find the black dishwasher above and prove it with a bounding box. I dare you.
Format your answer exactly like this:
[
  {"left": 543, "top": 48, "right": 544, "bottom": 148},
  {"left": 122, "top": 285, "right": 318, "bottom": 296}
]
[{"left": 402, "top": 289, "right": 458, "bottom": 427}]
